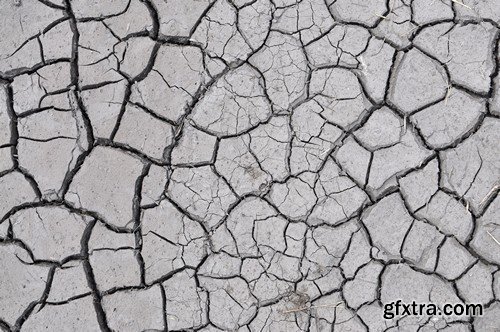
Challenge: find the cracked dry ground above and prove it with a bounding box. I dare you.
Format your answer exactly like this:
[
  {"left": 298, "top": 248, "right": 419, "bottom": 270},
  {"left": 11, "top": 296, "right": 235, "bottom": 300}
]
[{"left": 1, "top": 0, "right": 500, "bottom": 331}]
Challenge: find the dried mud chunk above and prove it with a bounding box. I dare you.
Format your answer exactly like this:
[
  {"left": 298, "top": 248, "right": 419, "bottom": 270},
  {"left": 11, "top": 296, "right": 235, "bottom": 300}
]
[
  {"left": 310, "top": 67, "right": 371, "bottom": 128},
  {"left": 250, "top": 32, "right": 308, "bottom": 111},
  {"left": 305, "top": 220, "right": 359, "bottom": 269},
  {"left": 473, "top": 302, "right": 500, "bottom": 332},
  {"left": 141, "top": 200, "right": 206, "bottom": 282},
  {"left": 215, "top": 135, "right": 271, "bottom": 195},
  {"left": 372, "top": 0, "right": 415, "bottom": 48},
  {"left": 199, "top": 252, "right": 241, "bottom": 278},
  {"left": 292, "top": 100, "right": 335, "bottom": 144},
  {"left": 191, "top": 0, "right": 252, "bottom": 62},
  {"left": 470, "top": 196, "right": 500, "bottom": 265},
  {"left": 456, "top": 261, "right": 495, "bottom": 305},
  {"left": 268, "top": 177, "right": 316, "bottom": 220},
  {"left": 415, "top": 190, "right": 473, "bottom": 243},
  {"left": 72, "top": 0, "right": 129, "bottom": 18},
  {"left": 306, "top": 25, "right": 370, "bottom": 68},
  {"left": 90, "top": 249, "right": 141, "bottom": 291},
  {"left": 89, "top": 222, "right": 135, "bottom": 251},
  {"left": 412, "top": 89, "right": 486, "bottom": 149},
  {"left": 327, "top": 0, "right": 387, "bottom": 27},
  {"left": 343, "top": 261, "right": 383, "bottom": 309},
  {"left": 12, "top": 63, "right": 71, "bottom": 113},
  {"left": 267, "top": 252, "right": 301, "bottom": 282},
  {"left": 40, "top": 20, "right": 73, "bottom": 60},
  {"left": 47, "top": 261, "right": 89, "bottom": 302},
  {"left": 309, "top": 292, "right": 352, "bottom": 326},
  {"left": 414, "top": 22, "right": 497, "bottom": 94},
  {"left": 367, "top": 126, "right": 432, "bottom": 191},
  {"left": 272, "top": 0, "right": 334, "bottom": 44},
  {"left": 249, "top": 296, "right": 308, "bottom": 331},
  {"left": 114, "top": 104, "right": 174, "bottom": 160},
  {"left": 226, "top": 197, "right": 276, "bottom": 256},
  {"left": 199, "top": 277, "right": 258, "bottom": 330},
  {"left": 0, "top": 148, "right": 13, "bottom": 173},
  {"left": 162, "top": 270, "right": 208, "bottom": 330},
  {"left": 141, "top": 232, "right": 180, "bottom": 283},
  {"left": 167, "top": 166, "right": 237, "bottom": 229},
  {"left": 435, "top": 237, "right": 475, "bottom": 280},
  {"left": 250, "top": 273, "right": 292, "bottom": 302},
  {"left": 354, "top": 107, "right": 402, "bottom": 150},
  {"left": 117, "top": 37, "right": 156, "bottom": 78},
  {"left": 9, "top": 207, "right": 87, "bottom": 261},
  {"left": 362, "top": 193, "right": 413, "bottom": 261},
  {"left": 77, "top": 21, "right": 123, "bottom": 85},
  {"left": 0, "top": 86, "right": 10, "bottom": 146},
  {"left": 255, "top": 214, "right": 288, "bottom": 252},
  {"left": 151, "top": 0, "right": 212, "bottom": 37},
  {"left": 402, "top": 219, "right": 444, "bottom": 271},
  {"left": 171, "top": 124, "right": 217, "bottom": 165},
  {"left": 66, "top": 146, "right": 144, "bottom": 228},
  {"left": 381, "top": 264, "right": 463, "bottom": 322},
  {"left": 22, "top": 297, "right": 101, "bottom": 332},
  {"left": 238, "top": 0, "right": 272, "bottom": 50},
  {"left": 308, "top": 158, "right": 368, "bottom": 226},
  {"left": 140, "top": 165, "right": 167, "bottom": 206},
  {"left": 0, "top": 1, "right": 62, "bottom": 72},
  {"left": 399, "top": 158, "right": 439, "bottom": 212},
  {"left": 0, "top": 172, "right": 37, "bottom": 219},
  {"left": 340, "top": 228, "right": 372, "bottom": 278},
  {"left": 358, "top": 302, "right": 397, "bottom": 331},
  {"left": 388, "top": 49, "right": 448, "bottom": 114},
  {"left": 0, "top": 244, "right": 49, "bottom": 325},
  {"left": 440, "top": 117, "right": 500, "bottom": 214},
  {"left": 102, "top": 285, "right": 164, "bottom": 332},
  {"left": 290, "top": 100, "right": 343, "bottom": 173},
  {"left": 104, "top": 0, "right": 152, "bottom": 38},
  {"left": 131, "top": 45, "right": 205, "bottom": 123},
  {"left": 17, "top": 109, "right": 78, "bottom": 195},
  {"left": 455, "top": 0, "right": 500, "bottom": 22},
  {"left": 249, "top": 116, "right": 290, "bottom": 181},
  {"left": 356, "top": 38, "right": 395, "bottom": 103},
  {"left": 412, "top": 0, "right": 454, "bottom": 25},
  {"left": 190, "top": 64, "right": 271, "bottom": 136},
  {"left": 334, "top": 136, "right": 371, "bottom": 187},
  {"left": 81, "top": 80, "right": 127, "bottom": 138},
  {"left": 492, "top": 49, "right": 500, "bottom": 117}
]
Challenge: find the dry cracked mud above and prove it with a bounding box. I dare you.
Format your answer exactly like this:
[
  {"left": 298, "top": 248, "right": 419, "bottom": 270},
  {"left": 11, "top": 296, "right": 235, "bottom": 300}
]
[{"left": 0, "top": 0, "right": 499, "bottom": 331}]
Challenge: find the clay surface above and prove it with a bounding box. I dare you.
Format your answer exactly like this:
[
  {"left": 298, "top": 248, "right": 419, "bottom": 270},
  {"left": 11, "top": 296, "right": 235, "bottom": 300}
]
[{"left": 0, "top": 0, "right": 499, "bottom": 331}]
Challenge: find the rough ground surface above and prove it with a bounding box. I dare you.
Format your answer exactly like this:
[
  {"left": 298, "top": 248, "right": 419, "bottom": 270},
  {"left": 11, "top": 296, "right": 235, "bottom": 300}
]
[{"left": 0, "top": 0, "right": 499, "bottom": 331}]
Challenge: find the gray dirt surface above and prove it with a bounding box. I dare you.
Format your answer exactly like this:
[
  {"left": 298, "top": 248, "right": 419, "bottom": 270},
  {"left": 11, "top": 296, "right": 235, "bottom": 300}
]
[{"left": 0, "top": 0, "right": 499, "bottom": 331}]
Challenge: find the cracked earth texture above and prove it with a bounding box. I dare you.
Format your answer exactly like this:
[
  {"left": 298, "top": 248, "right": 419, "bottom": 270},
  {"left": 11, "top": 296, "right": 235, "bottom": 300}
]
[{"left": 0, "top": 0, "right": 500, "bottom": 331}]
